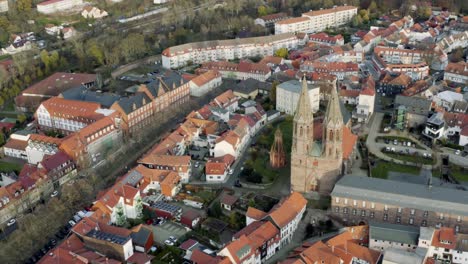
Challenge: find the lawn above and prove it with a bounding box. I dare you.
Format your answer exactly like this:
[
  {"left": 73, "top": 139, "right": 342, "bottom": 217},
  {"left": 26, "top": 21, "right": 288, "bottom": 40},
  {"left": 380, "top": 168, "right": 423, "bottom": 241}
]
[
  {"left": 0, "top": 161, "right": 23, "bottom": 173},
  {"left": 433, "top": 164, "right": 468, "bottom": 182},
  {"left": 151, "top": 246, "right": 183, "bottom": 264},
  {"left": 384, "top": 152, "right": 435, "bottom": 165},
  {"left": 245, "top": 117, "right": 293, "bottom": 183},
  {"left": 371, "top": 161, "right": 420, "bottom": 179}
]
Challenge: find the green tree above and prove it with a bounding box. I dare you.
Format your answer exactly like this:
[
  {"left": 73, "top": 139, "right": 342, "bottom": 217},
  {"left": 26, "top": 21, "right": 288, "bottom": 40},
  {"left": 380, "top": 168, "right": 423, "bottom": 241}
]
[
  {"left": 88, "top": 41, "right": 105, "bottom": 65},
  {"left": 352, "top": 14, "right": 363, "bottom": 27},
  {"left": 323, "top": 0, "right": 334, "bottom": 8},
  {"left": 17, "top": 114, "right": 26, "bottom": 123},
  {"left": 368, "top": 1, "right": 378, "bottom": 14},
  {"left": 16, "top": 0, "right": 32, "bottom": 12},
  {"left": 270, "top": 81, "right": 278, "bottom": 103},
  {"left": 274, "top": 47, "right": 288, "bottom": 59}
]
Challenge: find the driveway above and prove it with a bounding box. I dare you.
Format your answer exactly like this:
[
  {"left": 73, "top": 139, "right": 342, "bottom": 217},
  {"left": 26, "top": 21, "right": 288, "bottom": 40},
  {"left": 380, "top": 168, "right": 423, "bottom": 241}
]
[{"left": 151, "top": 221, "right": 188, "bottom": 246}]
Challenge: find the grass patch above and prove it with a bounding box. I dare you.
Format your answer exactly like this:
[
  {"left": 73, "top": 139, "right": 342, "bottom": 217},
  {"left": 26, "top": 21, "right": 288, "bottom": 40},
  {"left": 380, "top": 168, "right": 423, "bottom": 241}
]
[
  {"left": 151, "top": 246, "right": 183, "bottom": 264},
  {"left": 433, "top": 164, "right": 468, "bottom": 182},
  {"left": 384, "top": 152, "right": 435, "bottom": 165},
  {"left": 195, "top": 190, "right": 216, "bottom": 204},
  {"left": 371, "top": 161, "right": 420, "bottom": 179},
  {"left": 0, "top": 161, "right": 23, "bottom": 173}
]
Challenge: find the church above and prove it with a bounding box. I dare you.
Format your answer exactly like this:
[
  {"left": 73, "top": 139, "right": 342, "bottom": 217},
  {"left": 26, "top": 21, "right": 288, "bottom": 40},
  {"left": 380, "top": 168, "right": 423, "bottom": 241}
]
[{"left": 290, "top": 76, "right": 358, "bottom": 195}]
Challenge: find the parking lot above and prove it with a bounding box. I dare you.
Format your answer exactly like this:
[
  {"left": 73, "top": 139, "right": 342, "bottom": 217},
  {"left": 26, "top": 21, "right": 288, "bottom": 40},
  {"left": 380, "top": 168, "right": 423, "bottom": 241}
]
[{"left": 151, "top": 221, "right": 189, "bottom": 246}]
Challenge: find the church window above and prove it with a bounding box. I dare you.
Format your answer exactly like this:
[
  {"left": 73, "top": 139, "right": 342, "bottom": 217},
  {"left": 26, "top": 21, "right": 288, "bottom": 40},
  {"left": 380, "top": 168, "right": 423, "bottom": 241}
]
[
  {"left": 329, "top": 130, "right": 333, "bottom": 140},
  {"left": 335, "top": 197, "right": 340, "bottom": 204},
  {"left": 300, "top": 127, "right": 303, "bottom": 136},
  {"left": 353, "top": 200, "right": 357, "bottom": 206},
  {"left": 344, "top": 199, "right": 348, "bottom": 205}
]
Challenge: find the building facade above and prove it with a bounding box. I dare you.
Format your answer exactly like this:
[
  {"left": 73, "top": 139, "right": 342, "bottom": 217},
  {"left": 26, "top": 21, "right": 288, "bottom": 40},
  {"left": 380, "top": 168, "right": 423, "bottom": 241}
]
[
  {"left": 161, "top": 33, "right": 299, "bottom": 69},
  {"left": 37, "top": 0, "right": 84, "bottom": 14},
  {"left": 276, "top": 80, "right": 320, "bottom": 115},
  {"left": 274, "top": 5, "right": 357, "bottom": 34},
  {"left": 331, "top": 175, "right": 468, "bottom": 233}
]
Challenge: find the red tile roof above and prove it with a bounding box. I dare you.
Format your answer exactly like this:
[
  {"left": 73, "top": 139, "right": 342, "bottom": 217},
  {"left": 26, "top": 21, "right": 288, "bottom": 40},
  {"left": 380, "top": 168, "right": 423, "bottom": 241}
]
[
  {"left": 20, "top": 72, "right": 95, "bottom": 97},
  {"left": 268, "top": 192, "right": 307, "bottom": 228},
  {"left": 3, "top": 138, "right": 28, "bottom": 151}
]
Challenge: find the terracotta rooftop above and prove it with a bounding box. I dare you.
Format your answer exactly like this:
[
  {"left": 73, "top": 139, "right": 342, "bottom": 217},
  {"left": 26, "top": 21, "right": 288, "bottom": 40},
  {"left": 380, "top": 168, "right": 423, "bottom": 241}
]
[
  {"left": 4, "top": 138, "right": 28, "bottom": 151},
  {"left": 191, "top": 70, "right": 221, "bottom": 87},
  {"left": 275, "top": 16, "right": 310, "bottom": 25},
  {"left": 246, "top": 207, "right": 267, "bottom": 221},
  {"left": 303, "top": 5, "right": 357, "bottom": 17},
  {"left": 268, "top": 192, "right": 307, "bottom": 228}
]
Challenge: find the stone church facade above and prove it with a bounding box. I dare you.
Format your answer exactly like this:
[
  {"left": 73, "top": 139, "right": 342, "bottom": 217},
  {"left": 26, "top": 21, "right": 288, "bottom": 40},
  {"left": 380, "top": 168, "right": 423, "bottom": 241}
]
[{"left": 290, "top": 77, "right": 357, "bottom": 195}]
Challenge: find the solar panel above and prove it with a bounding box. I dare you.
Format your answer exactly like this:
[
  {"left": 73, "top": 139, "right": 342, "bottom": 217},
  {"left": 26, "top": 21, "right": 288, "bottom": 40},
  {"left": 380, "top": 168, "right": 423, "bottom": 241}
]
[{"left": 86, "top": 230, "right": 130, "bottom": 245}]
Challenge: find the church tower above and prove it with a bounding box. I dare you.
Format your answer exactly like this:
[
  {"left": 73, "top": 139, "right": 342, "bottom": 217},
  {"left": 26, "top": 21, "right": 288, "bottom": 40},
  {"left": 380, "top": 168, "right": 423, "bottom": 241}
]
[
  {"left": 291, "top": 76, "right": 315, "bottom": 192},
  {"left": 323, "top": 79, "right": 344, "bottom": 160}
]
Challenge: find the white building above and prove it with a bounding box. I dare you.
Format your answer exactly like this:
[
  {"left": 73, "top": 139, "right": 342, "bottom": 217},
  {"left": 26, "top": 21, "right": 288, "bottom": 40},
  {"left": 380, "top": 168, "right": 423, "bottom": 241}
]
[
  {"left": 189, "top": 70, "right": 222, "bottom": 97},
  {"left": 460, "top": 127, "right": 468, "bottom": 147},
  {"left": 0, "top": 0, "right": 8, "bottom": 12},
  {"left": 37, "top": 0, "right": 84, "bottom": 14},
  {"left": 276, "top": 80, "right": 320, "bottom": 115},
  {"left": 369, "top": 222, "right": 420, "bottom": 252},
  {"left": 3, "top": 133, "right": 29, "bottom": 160},
  {"left": 354, "top": 78, "right": 376, "bottom": 123},
  {"left": 444, "top": 62, "right": 468, "bottom": 85},
  {"left": 161, "top": 33, "right": 299, "bottom": 69},
  {"left": 213, "top": 131, "right": 242, "bottom": 159},
  {"left": 433, "top": 91, "right": 464, "bottom": 111},
  {"left": 274, "top": 5, "right": 357, "bottom": 34},
  {"left": 25, "top": 134, "right": 61, "bottom": 164}
]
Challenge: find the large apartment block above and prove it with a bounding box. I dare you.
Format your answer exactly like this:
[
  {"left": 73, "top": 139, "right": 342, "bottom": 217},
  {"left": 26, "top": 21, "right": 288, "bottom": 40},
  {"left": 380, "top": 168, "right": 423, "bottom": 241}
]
[
  {"left": 274, "top": 5, "right": 357, "bottom": 34},
  {"left": 331, "top": 175, "right": 468, "bottom": 233},
  {"left": 161, "top": 33, "right": 299, "bottom": 69},
  {"left": 37, "top": 0, "right": 83, "bottom": 14}
]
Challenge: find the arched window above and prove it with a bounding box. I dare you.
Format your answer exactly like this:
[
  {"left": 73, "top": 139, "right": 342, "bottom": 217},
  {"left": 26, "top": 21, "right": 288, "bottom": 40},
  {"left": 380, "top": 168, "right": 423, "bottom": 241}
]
[
  {"left": 329, "top": 130, "right": 334, "bottom": 140},
  {"left": 300, "top": 126, "right": 303, "bottom": 136},
  {"left": 336, "top": 129, "right": 341, "bottom": 141}
]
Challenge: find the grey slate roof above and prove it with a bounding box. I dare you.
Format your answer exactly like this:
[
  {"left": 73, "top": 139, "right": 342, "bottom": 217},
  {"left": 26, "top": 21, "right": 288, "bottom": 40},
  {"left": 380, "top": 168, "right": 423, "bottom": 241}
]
[
  {"left": 130, "top": 226, "right": 152, "bottom": 247},
  {"left": 369, "top": 221, "right": 420, "bottom": 245},
  {"left": 115, "top": 93, "right": 151, "bottom": 114},
  {"left": 383, "top": 248, "right": 425, "bottom": 264},
  {"left": 332, "top": 175, "right": 468, "bottom": 216},
  {"left": 235, "top": 78, "right": 271, "bottom": 94},
  {"left": 277, "top": 80, "right": 318, "bottom": 93},
  {"left": 395, "top": 95, "right": 431, "bottom": 116},
  {"left": 61, "top": 86, "right": 121, "bottom": 108}
]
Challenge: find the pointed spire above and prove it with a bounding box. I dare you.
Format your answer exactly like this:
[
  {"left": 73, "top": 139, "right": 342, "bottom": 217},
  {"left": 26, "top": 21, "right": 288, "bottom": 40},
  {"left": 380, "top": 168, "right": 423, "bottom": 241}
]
[
  {"left": 325, "top": 78, "right": 343, "bottom": 125},
  {"left": 294, "top": 75, "right": 314, "bottom": 122}
]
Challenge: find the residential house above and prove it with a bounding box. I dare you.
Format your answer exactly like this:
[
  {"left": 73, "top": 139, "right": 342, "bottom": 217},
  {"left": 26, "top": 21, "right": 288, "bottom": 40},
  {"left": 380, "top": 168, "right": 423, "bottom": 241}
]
[
  {"left": 210, "top": 90, "right": 239, "bottom": 113},
  {"left": 234, "top": 78, "right": 271, "bottom": 99},
  {"left": 3, "top": 133, "right": 29, "bottom": 160},
  {"left": 15, "top": 72, "right": 97, "bottom": 112},
  {"left": 81, "top": 6, "right": 108, "bottom": 19},
  {"left": 189, "top": 70, "right": 222, "bottom": 97},
  {"left": 220, "top": 194, "right": 238, "bottom": 211},
  {"left": 138, "top": 154, "right": 192, "bottom": 183},
  {"left": 423, "top": 112, "right": 445, "bottom": 140},
  {"left": 276, "top": 80, "right": 320, "bottom": 115},
  {"left": 162, "top": 33, "right": 299, "bottom": 69},
  {"left": 205, "top": 154, "right": 234, "bottom": 182},
  {"left": 433, "top": 91, "right": 464, "bottom": 111},
  {"left": 378, "top": 73, "right": 412, "bottom": 96},
  {"left": 444, "top": 62, "right": 468, "bottom": 85},
  {"left": 355, "top": 77, "right": 376, "bottom": 123},
  {"left": 212, "top": 131, "right": 242, "bottom": 158}
]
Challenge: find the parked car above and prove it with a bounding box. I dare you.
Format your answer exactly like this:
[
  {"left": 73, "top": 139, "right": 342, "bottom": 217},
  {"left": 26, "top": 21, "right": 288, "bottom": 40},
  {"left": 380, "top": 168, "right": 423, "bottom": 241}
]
[
  {"left": 169, "top": 236, "right": 178, "bottom": 243},
  {"left": 164, "top": 239, "right": 174, "bottom": 246},
  {"left": 228, "top": 169, "right": 234, "bottom": 175},
  {"left": 50, "top": 190, "right": 59, "bottom": 197},
  {"left": 6, "top": 218, "right": 16, "bottom": 226},
  {"left": 455, "top": 150, "right": 461, "bottom": 155},
  {"left": 393, "top": 139, "right": 398, "bottom": 145},
  {"left": 234, "top": 180, "right": 242, "bottom": 188},
  {"left": 68, "top": 220, "right": 76, "bottom": 227}
]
